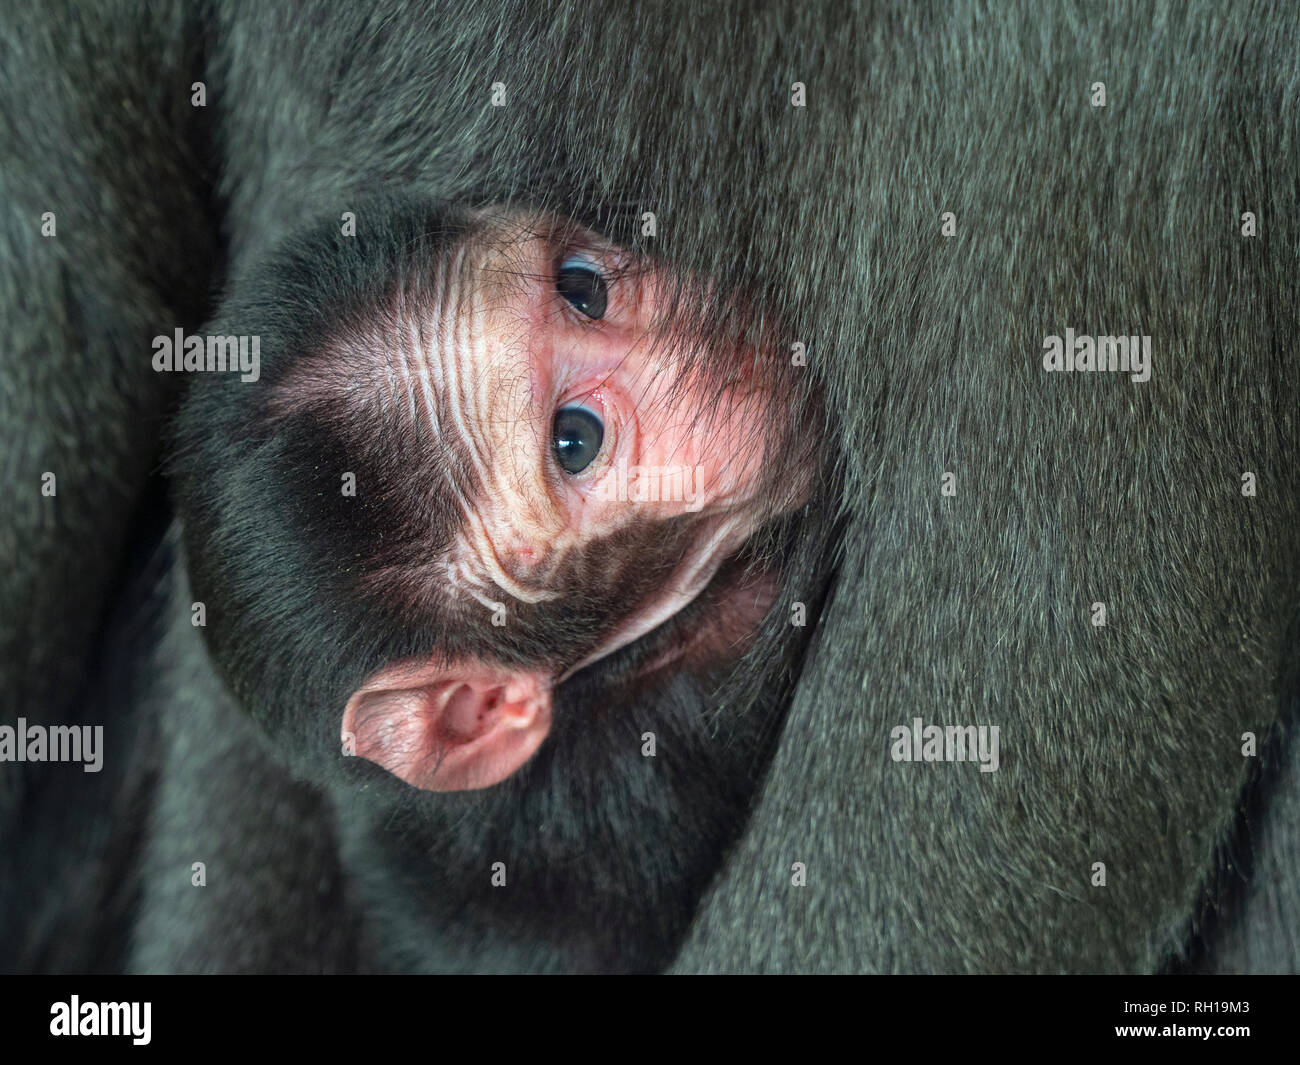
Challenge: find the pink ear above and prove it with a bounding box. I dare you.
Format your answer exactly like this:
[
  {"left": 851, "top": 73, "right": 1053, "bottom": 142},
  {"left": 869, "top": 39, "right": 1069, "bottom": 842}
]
[{"left": 341, "top": 659, "right": 552, "bottom": 791}]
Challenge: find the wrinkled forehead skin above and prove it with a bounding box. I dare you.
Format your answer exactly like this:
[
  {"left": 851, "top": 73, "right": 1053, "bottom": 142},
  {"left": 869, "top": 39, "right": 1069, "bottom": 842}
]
[{"left": 252, "top": 205, "right": 790, "bottom": 673}]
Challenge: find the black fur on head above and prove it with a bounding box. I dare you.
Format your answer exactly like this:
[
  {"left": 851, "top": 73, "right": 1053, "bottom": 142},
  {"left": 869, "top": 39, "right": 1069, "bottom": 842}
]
[{"left": 171, "top": 196, "right": 822, "bottom": 791}]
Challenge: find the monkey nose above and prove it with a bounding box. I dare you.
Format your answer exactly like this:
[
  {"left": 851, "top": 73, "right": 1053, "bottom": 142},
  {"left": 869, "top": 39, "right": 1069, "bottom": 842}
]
[{"left": 498, "top": 540, "right": 549, "bottom": 582}]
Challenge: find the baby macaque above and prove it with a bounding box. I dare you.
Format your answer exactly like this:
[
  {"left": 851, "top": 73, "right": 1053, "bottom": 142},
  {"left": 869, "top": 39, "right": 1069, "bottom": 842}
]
[
  {"left": 166, "top": 198, "right": 816, "bottom": 971},
  {"left": 178, "top": 202, "right": 811, "bottom": 793}
]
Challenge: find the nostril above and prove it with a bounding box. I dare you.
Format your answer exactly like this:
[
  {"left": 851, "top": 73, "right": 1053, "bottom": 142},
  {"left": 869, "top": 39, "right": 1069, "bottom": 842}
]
[
  {"left": 508, "top": 544, "right": 540, "bottom": 575},
  {"left": 497, "top": 541, "right": 550, "bottom": 583}
]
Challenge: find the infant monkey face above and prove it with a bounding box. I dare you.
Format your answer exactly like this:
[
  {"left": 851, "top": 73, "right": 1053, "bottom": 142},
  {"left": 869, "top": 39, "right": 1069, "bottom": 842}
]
[
  {"left": 259, "top": 206, "right": 810, "bottom": 792},
  {"left": 445, "top": 210, "right": 781, "bottom": 609}
]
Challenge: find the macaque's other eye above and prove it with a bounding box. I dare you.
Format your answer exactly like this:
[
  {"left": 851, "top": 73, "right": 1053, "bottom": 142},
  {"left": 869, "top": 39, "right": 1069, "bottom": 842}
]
[
  {"left": 553, "top": 405, "right": 605, "bottom": 475},
  {"left": 555, "top": 255, "right": 609, "bottom": 320}
]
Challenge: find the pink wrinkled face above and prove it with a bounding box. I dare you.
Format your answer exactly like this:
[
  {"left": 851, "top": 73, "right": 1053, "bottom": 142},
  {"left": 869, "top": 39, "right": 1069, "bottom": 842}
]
[
  {"left": 449, "top": 214, "right": 781, "bottom": 673},
  {"left": 278, "top": 209, "right": 807, "bottom": 792}
]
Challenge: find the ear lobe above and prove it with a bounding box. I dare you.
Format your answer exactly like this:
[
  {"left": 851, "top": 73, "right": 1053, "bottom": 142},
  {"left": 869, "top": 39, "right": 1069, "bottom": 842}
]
[{"left": 341, "top": 661, "right": 552, "bottom": 791}]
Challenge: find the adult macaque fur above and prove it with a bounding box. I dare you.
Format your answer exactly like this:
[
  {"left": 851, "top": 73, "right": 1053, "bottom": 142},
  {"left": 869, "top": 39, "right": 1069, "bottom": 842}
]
[{"left": 2, "top": 1, "right": 1297, "bottom": 973}]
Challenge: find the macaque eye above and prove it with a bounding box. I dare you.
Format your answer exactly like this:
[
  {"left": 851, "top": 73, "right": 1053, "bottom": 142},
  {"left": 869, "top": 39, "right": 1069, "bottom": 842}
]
[
  {"left": 556, "top": 255, "right": 609, "bottom": 320},
  {"left": 552, "top": 405, "right": 605, "bottom": 475}
]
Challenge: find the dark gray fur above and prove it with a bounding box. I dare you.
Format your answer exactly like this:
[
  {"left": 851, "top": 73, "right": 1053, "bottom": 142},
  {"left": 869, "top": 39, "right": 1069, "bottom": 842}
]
[
  {"left": 2, "top": 0, "right": 1297, "bottom": 972},
  {"left": 0, "top": 1, "right": 219, "bottom": 969}
]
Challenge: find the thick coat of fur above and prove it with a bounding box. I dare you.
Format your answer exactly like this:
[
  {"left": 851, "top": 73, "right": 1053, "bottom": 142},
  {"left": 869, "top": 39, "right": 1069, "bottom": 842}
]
[{"left": 1, "top": 0, "right": 1296, "bottom": 972}]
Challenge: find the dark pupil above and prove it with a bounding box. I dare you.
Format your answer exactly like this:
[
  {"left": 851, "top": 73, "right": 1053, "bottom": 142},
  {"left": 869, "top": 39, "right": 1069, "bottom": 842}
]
[
  {"left": 556, "top": 264, "right": 608, "bottom": 320},
  {"left": 553, "top": 406, "right": 604, "bottom": 474}
]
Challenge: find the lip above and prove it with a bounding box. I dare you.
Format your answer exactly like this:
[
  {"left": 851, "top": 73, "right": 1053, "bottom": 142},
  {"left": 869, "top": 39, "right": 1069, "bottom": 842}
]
[
  {"left": 557, "top": 553, "right": 778, "bottom": 690},
  {"left": 554, "top": 516, "right": 735, "bottom": 684}
]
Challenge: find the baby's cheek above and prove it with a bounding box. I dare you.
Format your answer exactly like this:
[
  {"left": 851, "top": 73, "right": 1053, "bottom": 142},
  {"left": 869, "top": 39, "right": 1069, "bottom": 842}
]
[{"left": 635, "top": 377, "right": 771, "bottom": 508}]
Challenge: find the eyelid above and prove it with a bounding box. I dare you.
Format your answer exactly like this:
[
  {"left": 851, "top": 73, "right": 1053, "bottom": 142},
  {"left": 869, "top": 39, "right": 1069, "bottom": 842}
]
[
  {"left": 558, "top": 249, "right": 606, "bottom": 274},
  {"left": 557, "top": 243, "right": 634, "bottom": 293},
  {"left": 558, "top": 388, "right": 607, "bottom": 419}
]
